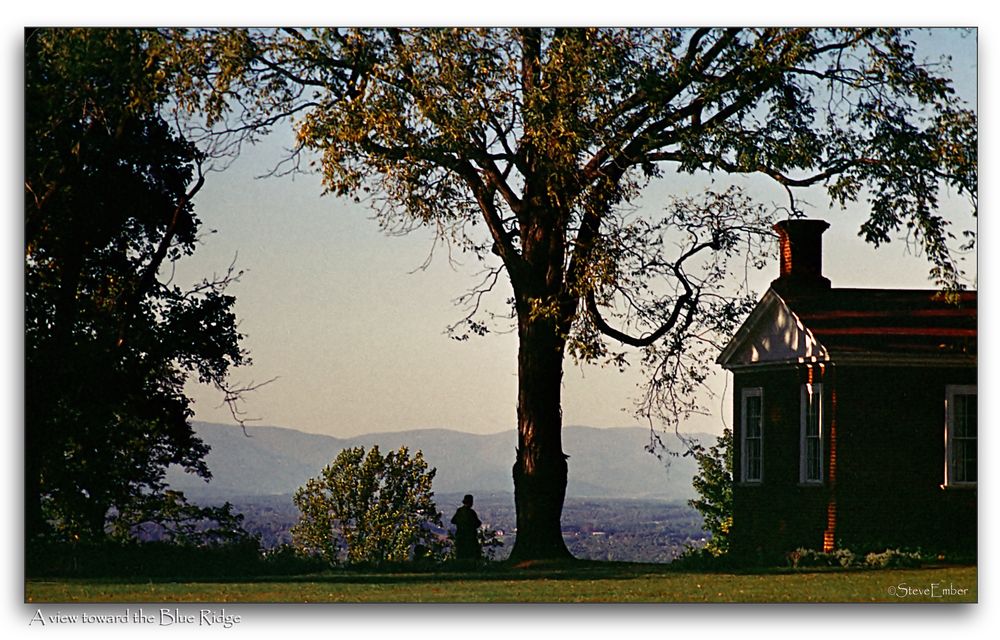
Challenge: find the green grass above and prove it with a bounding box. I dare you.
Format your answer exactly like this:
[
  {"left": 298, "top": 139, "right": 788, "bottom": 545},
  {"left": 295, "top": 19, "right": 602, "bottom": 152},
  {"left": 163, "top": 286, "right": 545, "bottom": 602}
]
[{"left": 25, "top": 562, "right": 977, "bottom": 603}]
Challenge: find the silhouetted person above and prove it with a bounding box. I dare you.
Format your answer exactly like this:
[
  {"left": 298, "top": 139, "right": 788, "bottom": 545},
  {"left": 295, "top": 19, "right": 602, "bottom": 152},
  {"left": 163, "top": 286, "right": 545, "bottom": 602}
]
[{"left": 451, "top": 494, "right": 482, "bottom": 560}]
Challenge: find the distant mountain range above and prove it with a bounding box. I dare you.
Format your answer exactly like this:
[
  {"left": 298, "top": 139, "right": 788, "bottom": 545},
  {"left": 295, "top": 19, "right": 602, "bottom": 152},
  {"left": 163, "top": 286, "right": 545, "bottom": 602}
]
[{"left": 166, "top": 422, "right": 716, "bottom": 502}]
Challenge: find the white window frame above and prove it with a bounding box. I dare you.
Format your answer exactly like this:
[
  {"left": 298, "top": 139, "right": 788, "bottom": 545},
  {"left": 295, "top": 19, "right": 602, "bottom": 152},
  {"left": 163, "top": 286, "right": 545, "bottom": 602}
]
[
  {"left": 945, "top": 385, "right": 977, "bottom": 488},
  {"left": 741, "top": 387, "right": 763, "bottom": 483},
  {"left": 799, "top": 383, "right": 824, "bottom": 484}
]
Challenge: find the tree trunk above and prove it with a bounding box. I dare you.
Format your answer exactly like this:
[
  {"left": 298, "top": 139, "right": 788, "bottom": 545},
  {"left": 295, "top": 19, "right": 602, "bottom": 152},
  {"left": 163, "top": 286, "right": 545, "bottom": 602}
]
[{"left": 508, "top": 312, "right": 574, "bottom": 561}]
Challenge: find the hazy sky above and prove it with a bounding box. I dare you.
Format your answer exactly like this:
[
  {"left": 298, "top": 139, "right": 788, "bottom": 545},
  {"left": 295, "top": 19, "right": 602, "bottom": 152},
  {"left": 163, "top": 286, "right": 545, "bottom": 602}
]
[{"left": 164, "top": 29, "right": 978, "bottom": 439}]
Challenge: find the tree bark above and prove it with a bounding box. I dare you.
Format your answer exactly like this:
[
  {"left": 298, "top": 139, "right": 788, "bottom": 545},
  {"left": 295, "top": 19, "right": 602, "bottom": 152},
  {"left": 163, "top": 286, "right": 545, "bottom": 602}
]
[{"left": 508, "top": 312, "right": 574, "bottom": 561}]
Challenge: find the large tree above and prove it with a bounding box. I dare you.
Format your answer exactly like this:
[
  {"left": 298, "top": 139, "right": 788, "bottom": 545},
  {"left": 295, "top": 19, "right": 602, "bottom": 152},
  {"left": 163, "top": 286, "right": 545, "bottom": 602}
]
[
  {"left": 169, "top": 27, "right": 976, "bottom": 560},
  {"left": 25, "top": 28, "right": 250, "bottom": 542}
]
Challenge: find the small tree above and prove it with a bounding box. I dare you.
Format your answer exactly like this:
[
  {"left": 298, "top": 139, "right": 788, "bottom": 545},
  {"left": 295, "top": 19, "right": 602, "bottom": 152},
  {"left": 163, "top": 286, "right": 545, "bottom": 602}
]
[
  {"left": 292, "top": 445, "right": 443, "bottom": 565},
  {"left": 689, "top": 429, "right": 733, "bottom": 557}
]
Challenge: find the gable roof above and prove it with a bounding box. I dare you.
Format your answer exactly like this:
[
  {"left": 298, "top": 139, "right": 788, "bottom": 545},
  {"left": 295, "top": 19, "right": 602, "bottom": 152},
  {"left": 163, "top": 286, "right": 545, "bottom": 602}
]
[{"left": 717, "top": 288, "right": 977, "bottom": 370}]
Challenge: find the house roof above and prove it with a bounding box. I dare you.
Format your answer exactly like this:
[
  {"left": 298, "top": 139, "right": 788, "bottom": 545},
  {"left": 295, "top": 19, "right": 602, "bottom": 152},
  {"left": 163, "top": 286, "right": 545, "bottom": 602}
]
[
  {"left": 783, "top": 288, "right": 976, "bottom": 357},
  {"left": 717, "top": 287, "right": 977, "bottom": 369}
]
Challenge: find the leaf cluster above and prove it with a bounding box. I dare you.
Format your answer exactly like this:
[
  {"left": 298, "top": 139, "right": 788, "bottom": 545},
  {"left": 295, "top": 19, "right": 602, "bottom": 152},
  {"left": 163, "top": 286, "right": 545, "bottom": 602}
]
[
  {"left": 688, "top": 429, "right": 734, "bottom": 557},
  {"left": 292, "top": 445, "right": 444, "bottom": 565}
]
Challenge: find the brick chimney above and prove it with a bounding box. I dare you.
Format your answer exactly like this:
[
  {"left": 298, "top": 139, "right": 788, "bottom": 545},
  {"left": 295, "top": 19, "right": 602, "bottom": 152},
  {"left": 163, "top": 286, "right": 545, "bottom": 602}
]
[{"left": 770, "top": 219, "right": 831, "bottom": 294}]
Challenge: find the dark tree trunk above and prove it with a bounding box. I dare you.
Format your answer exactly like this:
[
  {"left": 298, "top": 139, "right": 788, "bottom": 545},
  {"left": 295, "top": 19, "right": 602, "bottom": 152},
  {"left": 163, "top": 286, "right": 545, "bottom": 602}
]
[
  {"left": 26, "top": 256, "right": 82, "bottom": 543},
  {"left": 25, "top": 364, "right": 47, "bottom": 542},
  {"left": 25, "top": 449, "right": 45, "bottom": 541},
  {"left": 508, "top": 312, "right": 574, "bottom": 561}
]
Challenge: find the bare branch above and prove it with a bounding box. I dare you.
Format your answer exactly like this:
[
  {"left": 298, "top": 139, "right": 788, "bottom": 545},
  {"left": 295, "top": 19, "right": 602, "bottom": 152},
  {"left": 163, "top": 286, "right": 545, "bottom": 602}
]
[
  {"left": 213, "top": 376, "right": 279, "bottom": 435},
  {"left": 586, "top": 240, "right": 714, "bottom": 348}
]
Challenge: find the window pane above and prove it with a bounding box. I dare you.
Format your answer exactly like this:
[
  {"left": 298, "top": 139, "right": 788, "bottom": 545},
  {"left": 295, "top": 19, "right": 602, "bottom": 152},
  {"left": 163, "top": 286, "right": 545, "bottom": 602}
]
[
  {"left": 952, "top": 441, "right": 967, "bottom": 483},
  {"left": 746, "top": 439, "right": 761, "bottom": 480},
  {"left": 806, "top": 390, "right": 820, "bottom": 437},
  {"left": 742, "top": 390, "right": 763, "bottom": 482},
  {"left": 801, "top": 385, "right": 822, "bottom": 482},
  {"left": 953, "top": 439, "right": 976, "bottom": 483},
  {"left": 965, "top": 451, "right": 977, "bottom": 483},
  {"left": 745, "top": 395, "right": 761, "bottom": 437},
  {"left": 946, "top": 388, "right": 976, "bottom": 486},
  {"left": 807, "top": 438, "right": 822, "bottom": 480},
  {"left": 955, "top": 394, "right": 976, "bottom": 438}
]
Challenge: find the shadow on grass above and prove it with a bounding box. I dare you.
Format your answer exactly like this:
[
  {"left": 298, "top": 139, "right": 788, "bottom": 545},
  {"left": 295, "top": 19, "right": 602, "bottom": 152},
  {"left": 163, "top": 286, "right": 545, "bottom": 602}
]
[
  {"left": 39, "top": 558, "right": 964, "bottom": 587},
  {"left": 32, "top": 560, "right": 678, "bottom": 586}
]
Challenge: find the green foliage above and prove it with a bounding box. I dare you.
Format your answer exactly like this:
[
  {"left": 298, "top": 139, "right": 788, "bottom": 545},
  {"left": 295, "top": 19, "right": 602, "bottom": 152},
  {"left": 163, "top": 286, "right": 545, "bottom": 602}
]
[
  {"left": 292, "top": 446, "right": 445, "bottom": 566},
  {"left": 788, "top": 547, "right": 923, "bottom": 569},
  {"left": 25, "top": 28, "right": 248, "bottom": 543},
  {"left": 787, "top": 547, "right": 857, "bottom": 569},
  {"left": 260, "top": 544, "right": 332, "bottom": 575},
  {"left": 863, "top": 548, "right": 924, "bottom": 569},
  {"left": 445, "top": 526, "right": 504, "bottom": 562},
  {"left": 478, "top": 527, "right": 505, "bottom": 561},
  {"left": 109, "top": 491, "right": 257, "bottom": 547},
  {"left": 688, "top": 429, "right": 733, "bottom": 557}
]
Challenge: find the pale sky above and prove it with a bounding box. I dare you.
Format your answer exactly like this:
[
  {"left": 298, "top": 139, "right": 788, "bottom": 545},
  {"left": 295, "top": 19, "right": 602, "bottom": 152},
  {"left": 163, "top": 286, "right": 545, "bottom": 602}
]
[{"left": 174, "top": 28, "right": 979, "bottom": 439}]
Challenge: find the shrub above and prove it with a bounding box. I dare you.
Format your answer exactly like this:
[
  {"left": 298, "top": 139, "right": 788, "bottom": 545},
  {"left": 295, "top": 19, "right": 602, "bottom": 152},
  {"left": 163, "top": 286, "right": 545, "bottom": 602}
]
[
  {"left": 787, "top": 547, "right": 855, "bottom": 569},
  {"left": 864, "top": 548, "right": 923, "bottom": 569},
  {"left": 671, "top": 543, "right": 748, "bottom": 571},
  {"left": 444, "top": 526, "right": 504, "bottom": 562},
  {"left": 788, "top": 547, "right": 923, "bottom": 570},
  {"left": 260, "top": 544, "right": 330, "bottom": 575}
]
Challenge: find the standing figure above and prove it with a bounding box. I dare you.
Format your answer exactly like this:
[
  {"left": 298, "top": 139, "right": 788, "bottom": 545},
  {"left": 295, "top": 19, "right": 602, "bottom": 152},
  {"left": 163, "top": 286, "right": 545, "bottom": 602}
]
[{"left": 451, "top": 494, "right": 482, "bottom": 560}]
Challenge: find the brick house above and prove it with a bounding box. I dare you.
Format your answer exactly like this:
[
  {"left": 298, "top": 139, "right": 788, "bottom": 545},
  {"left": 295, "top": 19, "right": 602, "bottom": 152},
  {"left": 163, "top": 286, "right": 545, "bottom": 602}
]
[{"left": 716, "top": 219, "right": 977, "bottom": 559}]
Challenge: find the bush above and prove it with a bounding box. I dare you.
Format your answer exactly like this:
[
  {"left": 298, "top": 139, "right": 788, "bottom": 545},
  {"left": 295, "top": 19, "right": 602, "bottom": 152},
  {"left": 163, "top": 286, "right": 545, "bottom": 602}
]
[
  {"left": 672, "top": 544, "right": 747, "bottom": 571},
  {"left": 260, "top": 544, "right": 331, "bottom": 575},
  {"left": 787, "top": 547, "right": 856, "bottom": 569},
  {"left": 444, "top": 526, "right": 504, "bottom": 563},
  {"left": 787, "top": 547, "right": 923, "bottom": 570},
  {"left": 864, "top": 548, "right": 923, "bottom": 569}
]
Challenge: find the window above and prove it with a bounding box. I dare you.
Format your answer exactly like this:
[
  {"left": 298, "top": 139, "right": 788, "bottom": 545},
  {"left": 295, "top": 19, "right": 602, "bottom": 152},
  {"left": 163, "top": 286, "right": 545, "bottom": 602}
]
[
  {"left": 741, "top": 388, "right": 763, "bottom": 483},
  {"left": 945, "top": 385, "right": 977, "bottom": 487},
  {"left": 800, "top": 383, "right": 823, "bottom": 484}
]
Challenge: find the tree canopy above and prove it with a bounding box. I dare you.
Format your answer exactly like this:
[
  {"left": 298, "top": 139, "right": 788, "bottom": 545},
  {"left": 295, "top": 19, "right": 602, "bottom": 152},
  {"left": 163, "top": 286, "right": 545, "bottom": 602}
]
[
  {"left": 25, "top": 28, "right": 250, "bottom": 542},
  {"left": 162, "top": 27, "right": 976, "bottom": 560}
]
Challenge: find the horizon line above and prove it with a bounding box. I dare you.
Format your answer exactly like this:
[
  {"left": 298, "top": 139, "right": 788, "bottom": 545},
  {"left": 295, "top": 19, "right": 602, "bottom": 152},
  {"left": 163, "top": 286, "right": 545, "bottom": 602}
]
[{"left": 192, "top": 419, "right": 720, "bottom": 439}]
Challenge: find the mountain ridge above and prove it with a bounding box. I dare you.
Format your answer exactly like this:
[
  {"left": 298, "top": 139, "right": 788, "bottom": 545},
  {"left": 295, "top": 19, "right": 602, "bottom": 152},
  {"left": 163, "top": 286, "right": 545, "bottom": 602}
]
[{"left": 167, "top": 421, "right": 716, "bottom": 502}]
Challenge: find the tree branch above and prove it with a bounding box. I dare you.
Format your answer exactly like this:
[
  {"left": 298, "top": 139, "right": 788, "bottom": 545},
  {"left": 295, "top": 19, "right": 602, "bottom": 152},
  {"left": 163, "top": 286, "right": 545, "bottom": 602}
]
[
  {"left": 586, "top": 240, "right": 714, "bottom": 348},
  {"left": 117, "top": 163, "right": 207, "bottom": 347}
]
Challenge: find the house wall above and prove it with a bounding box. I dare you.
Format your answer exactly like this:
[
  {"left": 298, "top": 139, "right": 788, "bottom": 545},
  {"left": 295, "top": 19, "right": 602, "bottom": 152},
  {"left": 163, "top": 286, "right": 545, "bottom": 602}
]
[
  {"left": 833, "top": 365, "right": 976, "bottom": 555},
  {"left": 731, "top": 365, "right": 830, "bottom": 560},
  {"left": 731, "top": 363, "right": 976, "bottom": 561}
]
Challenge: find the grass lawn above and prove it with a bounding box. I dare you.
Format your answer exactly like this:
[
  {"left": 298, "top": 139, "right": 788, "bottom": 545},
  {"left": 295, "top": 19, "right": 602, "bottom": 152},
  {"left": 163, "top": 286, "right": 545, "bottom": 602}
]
[{"left": 25, "top": 562, "right": 977, "bottom": 603}]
